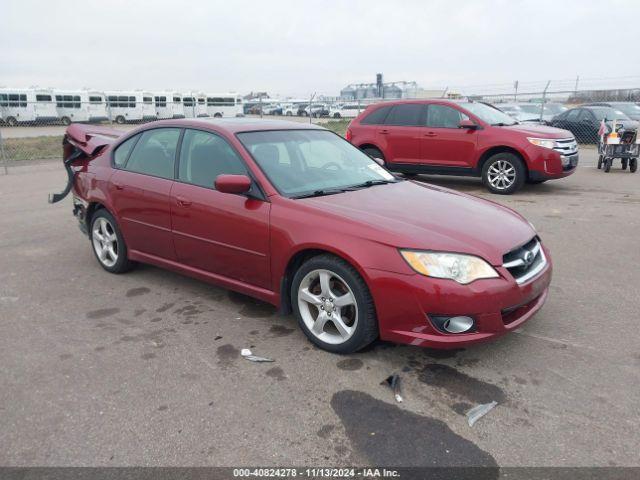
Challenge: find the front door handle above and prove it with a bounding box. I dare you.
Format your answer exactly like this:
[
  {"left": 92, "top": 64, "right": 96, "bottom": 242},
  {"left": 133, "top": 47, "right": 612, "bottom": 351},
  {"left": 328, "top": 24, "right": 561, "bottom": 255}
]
[
  {"left": 379, "top": 129, "right": 389, "bottom": 134},
  {"left": 176, "top": 196, "right": 192, "bottom": 207},
  {"left": 423, "top": 132, "right": 437, "bottom": 137},
  {"left": 113, "top": 182, "right": 125, "bottom": 190}
]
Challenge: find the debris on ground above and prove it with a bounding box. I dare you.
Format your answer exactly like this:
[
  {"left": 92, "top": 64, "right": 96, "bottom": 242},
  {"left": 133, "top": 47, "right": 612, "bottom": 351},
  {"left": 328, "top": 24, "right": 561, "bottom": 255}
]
[
  {"left": 241, "top": 348, "right": 274, "bottom": 363},
  {"left": 466, "top": 401, "right": 498, "bottom": 427},
  {"left": 381, "top": 374, "right": 403, "bottom": 403}
]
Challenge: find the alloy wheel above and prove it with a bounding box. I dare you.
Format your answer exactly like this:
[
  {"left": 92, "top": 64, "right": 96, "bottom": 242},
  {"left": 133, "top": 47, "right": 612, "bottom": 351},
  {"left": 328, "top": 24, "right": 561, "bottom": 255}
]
[
  {"left": 487, "top": 160, "right": 517, "bottom": 190},
  {"left": 92, "top": 217, "right": 118, "bottom": 268},
  {"left": 297, "top": 269, "right": 358, "bottom": 345}
]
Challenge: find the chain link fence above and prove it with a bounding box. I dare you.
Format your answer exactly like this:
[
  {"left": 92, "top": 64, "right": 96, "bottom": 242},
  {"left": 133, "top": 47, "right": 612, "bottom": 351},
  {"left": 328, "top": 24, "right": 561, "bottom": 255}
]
[{"left": 2, "top": 85, "right": 640, "bottom": 172}]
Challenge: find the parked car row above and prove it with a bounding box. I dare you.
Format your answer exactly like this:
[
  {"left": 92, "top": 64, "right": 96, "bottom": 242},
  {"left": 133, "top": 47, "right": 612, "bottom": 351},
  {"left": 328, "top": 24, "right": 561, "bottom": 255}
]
[
  {"left": 496, "top": 102, "right": 567, "bottom": 124},
  {"left": 0, "top": 88, "right": 244, "bottom": 125},
  {"left": 244, "top": 101, "right": 364, "bottom": 119},
  {"left": 52, "top": 117, "right": 553, "bottom": 354}
]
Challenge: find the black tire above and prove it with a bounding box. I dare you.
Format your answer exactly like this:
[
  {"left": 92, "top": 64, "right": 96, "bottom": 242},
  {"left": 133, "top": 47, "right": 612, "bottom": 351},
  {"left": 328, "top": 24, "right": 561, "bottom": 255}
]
[
  {"left": 214, "top": 113, "right": 222, "bottom": 118},
  {"left": 526, "top": 179, "right": 547, "bottom": 184},
  {"left": 61, "top": 116, "right": 71, "bottom": 126},
  {"left": 621, "top": 159, "right": 628, "bottom": 170},
  {"left": 291, "top": 254, "right": 378, "bottom": 354},
  {"left": 597, "top": 155, "right": 603, "bottom": 169},
  {"left": 89, "top": 209, "right": 134, "bottom": 274},
  {"left": 6, "top": 117, "right": 17, "bottom": 127},
  {"left": 603, "top": 158, "right": 612, "bottom": 173},
  {"left": 115, "top": 116, "right": 126, "bottom": 125},
  {"left": 481, "top": 152, "right": 526, "bottom": 195},
  {"left": 333, "top": 113, "right": 341, "bottom": 119},
  {"left": 630, "top": 159, "right": 637, "bottom": 173},
  {"left": 286, "top": 111, "right": 293, "bottom": 116}
]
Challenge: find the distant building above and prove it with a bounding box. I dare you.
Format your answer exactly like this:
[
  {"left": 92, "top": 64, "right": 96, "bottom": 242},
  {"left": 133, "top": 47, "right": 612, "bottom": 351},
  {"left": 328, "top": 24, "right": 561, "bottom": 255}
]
[{"left": 340, "top": 80, "right": 421, "bottom": 100}]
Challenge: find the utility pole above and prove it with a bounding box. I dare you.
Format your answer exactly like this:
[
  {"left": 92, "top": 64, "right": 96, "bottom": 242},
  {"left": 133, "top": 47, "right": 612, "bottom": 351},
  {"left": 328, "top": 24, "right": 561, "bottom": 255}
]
[
  {"left": 540, "top": 80, "right": 551, "bottom": 123},
  {"left": 514, "top": 80, "right": 519, "bottom": 102},
  {"left": 574, "top": 75, "right": 580, "bottom": 96},
  {"left": 0, "top": 129, "right": 8, "bottom": 175}
]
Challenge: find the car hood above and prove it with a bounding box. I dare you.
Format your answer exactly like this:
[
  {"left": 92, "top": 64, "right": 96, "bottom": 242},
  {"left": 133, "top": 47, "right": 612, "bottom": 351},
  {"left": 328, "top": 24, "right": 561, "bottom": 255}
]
[
  {"left": 299, "top": 181, "right": 535, "bottom": 265},
  {"left": 502, "top": 123, "right": 572, "bottom": 138}
]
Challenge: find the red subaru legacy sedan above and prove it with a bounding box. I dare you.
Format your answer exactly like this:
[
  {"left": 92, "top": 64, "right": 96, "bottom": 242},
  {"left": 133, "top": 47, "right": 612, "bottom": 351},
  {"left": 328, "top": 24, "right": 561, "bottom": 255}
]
[
  {"left": 346, "top": 99, "right": 578, "bottom": 194},
  {"left": 51, "top": 119, "right": 551, "bottom": 353}
]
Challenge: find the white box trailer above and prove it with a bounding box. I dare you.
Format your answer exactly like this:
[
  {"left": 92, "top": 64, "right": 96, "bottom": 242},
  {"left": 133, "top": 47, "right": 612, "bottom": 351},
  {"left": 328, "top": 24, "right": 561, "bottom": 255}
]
[
  {"left": 206, "top": 93, "right": 243, "bottom": 117},
  {"left": 105, "top": 91, "right": 156, "bottom": 124},
  {"left": 154, "top": 91, "right": 185, "bottom": 119},
  {"left": 54, "top": 90, "right": 108, "bottom": 124},
  {"left": 0, "top": 88, "right": 58, "bottom": 125}
]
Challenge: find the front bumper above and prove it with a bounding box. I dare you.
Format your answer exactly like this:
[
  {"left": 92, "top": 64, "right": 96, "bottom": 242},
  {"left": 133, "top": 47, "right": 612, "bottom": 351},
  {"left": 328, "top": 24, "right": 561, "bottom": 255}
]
[
  {"left": 526, "top": 145, "right": 578, "bottom": 180},
  {"left": 366, "top": 247, "right": 552, "bottom": 348}
]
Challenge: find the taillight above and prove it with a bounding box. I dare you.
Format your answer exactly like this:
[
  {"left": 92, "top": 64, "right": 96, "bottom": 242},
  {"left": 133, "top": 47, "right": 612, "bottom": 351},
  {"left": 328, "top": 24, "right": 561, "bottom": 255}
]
[{"left": 345, "top": 128, "right": 352, "bottom": 141}]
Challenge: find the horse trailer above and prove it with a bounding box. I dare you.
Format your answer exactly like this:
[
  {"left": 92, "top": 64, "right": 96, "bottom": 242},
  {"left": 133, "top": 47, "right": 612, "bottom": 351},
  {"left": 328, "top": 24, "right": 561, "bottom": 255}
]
[
  {"left": 0, "top": 88, "right": 58, "bottom": 125},
  {"left": 206, "top": 93, "right": 243, "bottom": 117},
  {"left": 54, "top": 90, "right": 108, "bottom": 125},
  {"left": 154, "top": 92, "right": 185, "bottom": 119}
]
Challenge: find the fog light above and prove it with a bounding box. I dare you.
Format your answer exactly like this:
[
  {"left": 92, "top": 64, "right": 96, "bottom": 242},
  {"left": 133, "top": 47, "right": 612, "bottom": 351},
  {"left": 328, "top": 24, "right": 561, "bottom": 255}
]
[
  {"left": 560, "top": 156, "right": 570, "bottom": 167},
  {"left": 429, "top": 315, "right": 475, "bottom": 334}
]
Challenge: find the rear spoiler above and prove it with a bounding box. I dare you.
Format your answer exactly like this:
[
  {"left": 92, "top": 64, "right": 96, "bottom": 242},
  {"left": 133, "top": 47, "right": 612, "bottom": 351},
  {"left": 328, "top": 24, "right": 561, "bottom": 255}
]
[{"left": 48, "top": 124, "right": 123, "bottom": 204}]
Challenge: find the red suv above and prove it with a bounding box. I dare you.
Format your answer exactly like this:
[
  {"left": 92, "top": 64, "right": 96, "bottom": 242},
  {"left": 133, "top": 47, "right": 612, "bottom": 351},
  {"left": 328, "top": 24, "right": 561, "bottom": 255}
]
[
  {"left": 51, "top": 119, "right": 551, "bottom": 353},
  {"left": 346, "top": 100, "right": 578, "bottom": 194}
]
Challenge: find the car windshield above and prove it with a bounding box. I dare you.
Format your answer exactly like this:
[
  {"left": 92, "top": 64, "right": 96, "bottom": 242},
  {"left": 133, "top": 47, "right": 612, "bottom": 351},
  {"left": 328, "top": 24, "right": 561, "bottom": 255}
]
[
  {"left": 589, "top": 107, "right": 630, "bottom": 120},
  {"left": 237, "top": 129, "right": 398, "bottom": 198},
  {"left": 461, "top": 102, "right": 519, "bottom": 125},
  {"left": 518, "top": 104, "right": 542, "bottom": 114}
]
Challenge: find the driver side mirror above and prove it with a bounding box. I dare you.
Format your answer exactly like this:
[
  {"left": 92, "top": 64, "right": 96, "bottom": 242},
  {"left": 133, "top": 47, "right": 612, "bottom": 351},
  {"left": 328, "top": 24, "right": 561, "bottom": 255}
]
[
  {"left": 458, "top": 119, "right": 479, "bottom": 130},
  {"left": 372, "top": 157, "right": 385, "bottom": 167},
  {"left": 215, "top": 174, "right": 252, "bottom": 194}
]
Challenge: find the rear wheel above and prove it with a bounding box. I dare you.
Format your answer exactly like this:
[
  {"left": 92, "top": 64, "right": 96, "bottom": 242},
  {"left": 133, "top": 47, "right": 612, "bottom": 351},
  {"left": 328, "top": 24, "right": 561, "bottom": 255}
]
[
  {"left": 621, "top": 159, "right": 628, "bottom": 170},
  {"left": 6, "top": 117, "right": 17, "bottom": 127},
  {"left": 291, "top": 255, "right": 378, "bottom": 354},
  {"left": 630, "top": 159, "right": 638, "bottom": 173},
  {"left": 333, "top": 113, "right": 341, "bottom": 119},
  {"left": 214, "top": 113, "right": 222, "bottom": 118},
  {"left": 482, "top": 153, "right": 526, "bottom": 195},
  {"left": 115, "top": 116, "right": 126, "bottom": 124},
  {"left": 90, "top": 210, "right": 133, "bottom": 274},
  {"left": 597, "top": 155, "right": 603, "bottom": 169},
  {"left": 61, "top": 116, "right": 71, "bottom": 126},
  {"left": 603, "top": 158, "right": 612, "bottom": 173}
]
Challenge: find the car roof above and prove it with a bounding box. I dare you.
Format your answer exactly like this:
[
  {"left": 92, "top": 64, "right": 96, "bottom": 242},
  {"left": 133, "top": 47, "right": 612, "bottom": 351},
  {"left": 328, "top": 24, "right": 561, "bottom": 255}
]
[
  {"left": 139, "top": 117, "right": 326, "bottom": 134},
  {"left": 365, "top": 98, "right": 469, "bottom": 107}
]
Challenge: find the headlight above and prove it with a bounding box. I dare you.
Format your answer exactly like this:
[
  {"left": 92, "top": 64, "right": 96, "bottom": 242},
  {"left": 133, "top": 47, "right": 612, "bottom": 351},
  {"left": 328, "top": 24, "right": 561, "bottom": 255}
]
[
  {"left": 527, "top": 137, "right": 557, "bottom": 149},
  {"left": 400, "top": 250, "right": 499, "bottom": 284}
]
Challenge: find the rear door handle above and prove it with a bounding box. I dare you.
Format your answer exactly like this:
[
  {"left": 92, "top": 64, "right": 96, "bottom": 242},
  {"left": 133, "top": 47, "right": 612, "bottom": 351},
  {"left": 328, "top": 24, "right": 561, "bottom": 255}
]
[
  {"left": 424, "top": 132, "right": 437, "bottom": 137},
  {"left": 379, "top": 129, "right": 389, "bottom": 134},
  {"left": 176, "top": 196, "right": 192, "bottom": 207},
  {"left": 113, "top": 182, "right": 124, "bottom": 190}
]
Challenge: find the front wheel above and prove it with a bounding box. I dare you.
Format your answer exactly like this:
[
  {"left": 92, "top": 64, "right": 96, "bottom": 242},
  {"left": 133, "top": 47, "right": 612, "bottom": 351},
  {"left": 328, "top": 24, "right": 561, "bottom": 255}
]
[
  {"left": 291, "top": 255, "right": 378, "bottom": 353},
  {"left": 597, "top": 155, "right": 603, "bottom": 169},
  {"left": 115, "top": 116, "right": 126, "bottom": 124},
  {"left": 603, "top": 158, "right": 612, "bottom": 173},
  {"left": 333, "top": 113, "right": 341, "bottom": 119},
  {"left": 90, "top": 210, "right": 134, "bottom": 274},
  {"left": 630, "top": 159, "right": 637, "bottom": 173},
  {"left": 61, "top": 116, "right": 71, "bottom": 126},
  {"left": 621, "top": 159, "right": 628, "bottom": 170},
  {"left": 482, "top": 153, "right": 526, "bottom": 195}
]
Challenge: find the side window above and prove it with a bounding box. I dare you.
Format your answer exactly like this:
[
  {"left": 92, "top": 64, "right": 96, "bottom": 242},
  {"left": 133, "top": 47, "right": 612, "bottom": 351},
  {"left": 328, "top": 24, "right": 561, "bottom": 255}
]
[
  {"left": 178, "top": 129, "right": 247, "bottom": 188},
  {"left": 113, "top": 135, "right": 139, "bottom": 167},
  {"left": 124, "top": 128, "right": 181, "bottom": 179},
  {"left": 566, "top": 109, "right": 580, "bottom": 121},
  {"left": 361, "top": 105, "right": 392, "bottom": 125},
  {"left": 384, "top": 104, "right": 424, "bottom": 126},
  {"left": 426, "top": 104, "right": 467, "bottom": 128},
  {"left": 578, "top": 110, "right": 595, "bottom": 124}
]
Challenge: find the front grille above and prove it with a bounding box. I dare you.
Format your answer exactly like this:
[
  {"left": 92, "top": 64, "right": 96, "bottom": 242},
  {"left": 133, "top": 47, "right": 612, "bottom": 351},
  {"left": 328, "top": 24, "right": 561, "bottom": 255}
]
[
  {"left": 553, "top": 137, "right": 578, "bottom": 156},
  {"left": 503, "top": 237, "right": 547, "bottom": 284}
]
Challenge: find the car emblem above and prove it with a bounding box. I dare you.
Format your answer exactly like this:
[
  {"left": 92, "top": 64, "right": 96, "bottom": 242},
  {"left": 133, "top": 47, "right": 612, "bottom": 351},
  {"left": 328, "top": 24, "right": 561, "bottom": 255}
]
[{"left": 522, "top": 250, "right": 535, "bottom": 266}]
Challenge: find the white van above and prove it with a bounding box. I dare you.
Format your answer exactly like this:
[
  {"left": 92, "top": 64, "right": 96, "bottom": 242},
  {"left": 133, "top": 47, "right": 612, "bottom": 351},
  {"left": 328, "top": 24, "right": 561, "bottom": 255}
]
[
  {"left": 104, "top": 91, "right": 156, "bottom": 124},
  {"left": 53, "top": 90, "right": 108, "bottom": 125},
  {"left": 205, "top": 93, "right": 243, "bottom": 117},
  {"left": 154, "top": 92, "right": 185, "bottom": 119},
  {"left": 329, "top": 103, "right": 362, "bottom": 119},
  {"left": 0, "top": 88, "right": 58, "bottom": 125}
]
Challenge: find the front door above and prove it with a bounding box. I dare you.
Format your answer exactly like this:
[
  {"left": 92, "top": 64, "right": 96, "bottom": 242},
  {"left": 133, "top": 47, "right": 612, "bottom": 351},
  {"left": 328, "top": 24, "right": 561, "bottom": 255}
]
[
  {"left": 420, "top": 104, "right": 478, "bottom": 168},
  {"left": 171, "top": 129, "right": 271, "bottom": 289},
  {"left": 376, "top": 103, "right": 425, "bottom": 165}
]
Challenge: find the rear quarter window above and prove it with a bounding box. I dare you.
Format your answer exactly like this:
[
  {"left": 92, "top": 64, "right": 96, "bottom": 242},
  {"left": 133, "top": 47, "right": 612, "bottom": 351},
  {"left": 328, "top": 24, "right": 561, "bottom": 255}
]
[{"left": 113, "top": 135, "right": 139, "bottom": 167}]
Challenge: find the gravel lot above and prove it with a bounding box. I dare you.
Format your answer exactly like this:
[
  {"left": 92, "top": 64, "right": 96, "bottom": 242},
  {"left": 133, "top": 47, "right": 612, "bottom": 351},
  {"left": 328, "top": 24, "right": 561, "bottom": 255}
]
[{"left": 1, "top": 148, "right": 639, "bottom": 469}]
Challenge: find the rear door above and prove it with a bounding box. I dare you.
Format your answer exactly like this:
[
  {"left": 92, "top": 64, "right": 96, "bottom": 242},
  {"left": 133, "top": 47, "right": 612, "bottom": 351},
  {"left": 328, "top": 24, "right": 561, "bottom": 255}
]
[
  {"left": 420, "top": 104, "right": 478, "bottom": 167},
  {"left": 109, "top": 127, "right": 181, "bottom": 260},
  {"left": 376, "top": 104, "right": 425, "bottom": 165},
  {"left": 171, "top": 128, "right": 271, "bottom": 289}
]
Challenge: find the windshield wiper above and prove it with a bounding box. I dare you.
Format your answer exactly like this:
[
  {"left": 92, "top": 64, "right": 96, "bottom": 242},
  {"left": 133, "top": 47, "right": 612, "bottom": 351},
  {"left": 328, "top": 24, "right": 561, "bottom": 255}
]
[
  {"left": 491, "top": 122, "right": 517, "bottom": 126},
  {"left": 345, "top": 179, "right": 399, "bottom": 190},
  {"left": 291, "top": 188, "right": 347, "bottom": 199}
]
